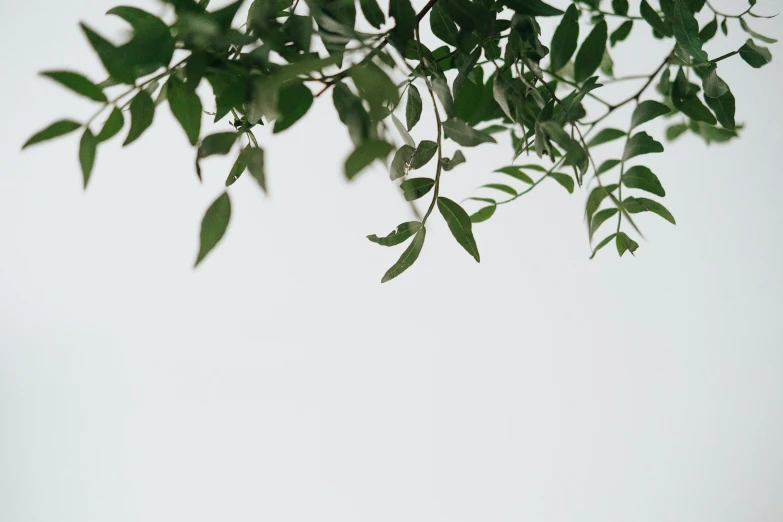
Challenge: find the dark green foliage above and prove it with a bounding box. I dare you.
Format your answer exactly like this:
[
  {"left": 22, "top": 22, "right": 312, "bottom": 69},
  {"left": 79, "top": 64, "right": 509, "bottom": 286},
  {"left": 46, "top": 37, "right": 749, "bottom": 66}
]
[{"left": 23, "top": 0, "right": 777, "bottom": 280}]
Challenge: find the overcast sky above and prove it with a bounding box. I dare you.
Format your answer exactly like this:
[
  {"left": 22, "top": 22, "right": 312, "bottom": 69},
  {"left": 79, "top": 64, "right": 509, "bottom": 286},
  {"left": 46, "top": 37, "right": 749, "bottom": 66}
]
[{"left": 2, "top": 1, "right": 782, "bottom": 521}]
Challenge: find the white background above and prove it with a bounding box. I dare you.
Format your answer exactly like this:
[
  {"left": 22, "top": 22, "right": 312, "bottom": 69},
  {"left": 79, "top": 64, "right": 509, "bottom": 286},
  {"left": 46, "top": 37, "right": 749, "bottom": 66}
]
[{"left": 2, "top": 1, "right": 782, "bottom": 521}]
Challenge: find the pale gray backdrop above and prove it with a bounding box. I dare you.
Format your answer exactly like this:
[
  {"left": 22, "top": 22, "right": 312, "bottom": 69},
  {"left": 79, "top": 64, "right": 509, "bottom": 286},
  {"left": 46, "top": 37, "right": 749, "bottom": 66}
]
[{"left": 1, "top": 0, "right": 782, "bottom": 521}]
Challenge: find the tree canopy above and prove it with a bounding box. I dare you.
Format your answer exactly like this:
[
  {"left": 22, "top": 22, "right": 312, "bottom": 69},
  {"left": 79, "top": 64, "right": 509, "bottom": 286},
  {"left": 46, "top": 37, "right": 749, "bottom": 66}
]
[{"left": 23, "top": 0, "right": 776, "bottom": 281}]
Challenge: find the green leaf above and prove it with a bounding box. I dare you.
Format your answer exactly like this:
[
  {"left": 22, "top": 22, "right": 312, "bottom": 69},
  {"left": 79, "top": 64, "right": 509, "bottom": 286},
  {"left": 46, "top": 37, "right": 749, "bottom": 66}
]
[
  {"left": 442, "top": 0, "right": 492, "bottom": 32},
  {"left": 500, "top": 0, "right": 563, "bottom": 16},
  {"left": 704, "top": 89, "right": 736, "bottom": 129},
  {"left": 623, "top": 165, "right": 665, "bottom": 197},
  {"left": 574, "top": 20, "right": 608, "bottom": 83},
  {"left": 242, "top": 146, "right": 266, "bottom": 193},
  {"left": 400, "top": 177, "right": 435, "bottom": 201},
  {"left": 630, "top": 100, "right": 671, "bottom": 130},
  {"left": 585, "top": 183, "right": 618, "bottom": 224},
  {"left": 107, "top": 6, "right": 175, "bottom": 74},
  {"left": 442, "top": 118, "right": 497, "bottom": 147},
  {"left": 739, "top": 39, "right": 772, "bottom": 68},
  {"left": 80, "top": 23, "right": 135, "bottom": 84},
  {"left": 430, "top": 3, "right": 459, "bottom": 46},
  {"left": 666, "top": 122, "right": 689, "bottom": 140},
  {"left": 406, "top": 85, "right": 423, "bottom": 130},
  {"left": 616, "top": 231, "right": 639, "bottom": 256},
  {"left": 672, "top": 0, "right": 708, "bottom": 63},
  {"left": 345, "top": 140, "right": 394, "bottom": 179},
  {"left": 388, "top": 0, "right": 416, "bottom": 52},
  {"left": 273, "top": 81, "right": 313, "bottom": 133},
  {"left": 224, "top": 152, "right": 246, "bottom": 187},
  {"left": 739, "top": 18, "right": 777, "bottom": 44},
  {"left": 612, "top": 0, "right": 629, "bottom": 15},
  {"left": 590, "top": 233, "right": 618, "bottom": 259},
  {"left": 198, "top": 132, "right": 236, "bottom": 158},
  {"left": 359, "top": 0, "right": 385, "bottom": 29},
  {"left": 548, "top": 172, "right": 575, "bottom": 194},
  {"left": 168, "top": 78, "right": 202, "bottom": 145},
  {"left": 623, "top": 132, "right": 664, "bottom": 161},
  {"left": 610, "top": 20, "right": 633, "bottom": 47},
  {"left": 640, "top": 0, "right": 671, "bottom": 37},
  {"left": 410, "top": 140, "right": 438, "bottom": 169},
  {"left": 391, "top": 114, "right": 416, "bottom": 147},
  {"left": 123, "top": 91, "right": 155, "bottom": 146},
  {"left": 431, "top": 75, "right": 454, "bottom": 119},
  {"left": 624, "top": 196, "right": 676, "bottom": 224},
  {"left": 698, "top": 17, "right": 718, "bottom": 42},
  {"left": 673, "top": 94, "right": 717, "bottom": 125},
  {"left": 390, "top": 144, "right": 416, "bottom": 180},
  {"left": 494, "top": 166, "right": 534, "bottom": 185},
  {"left": 79, "top": 129, "right": 97, "bottom": 189},
  {"left": 368, "top": 221, "right": 422, "bottom": 246},
  {"left": 589, "top": 208, "right": 618, "bottom": 241},
  {"left": 381, "top": 227, "right": 426, "bottom": 283},
  {"left": 470, "top": 204, "right": 497, "bottom": 223},
  {"left": 96, "top": 108, "right": 124, "bottom": 142},
  {"left": 481, "top": 183, "right": 517, "bottom": 196},
  {"left": 350, "top": 62, "right": 398, "bottom": 119},
  {"left": 702, "top": 66, "right": 729, "bottom": 98},
  {"left": 40, "top": 71, "right": 107, "bottom": 102},
  {"left": 195, "top": 191, "right": 231, "bottom": 267},
  {"left": 441, "top": 150, "right": 466, "bottom": 171},
  {"left": 22, "top": 120, "right": 81, "bottom": 149},
  {"left": 437, "top": 197, "right": 480, "bottom": 262},
  {"left": 597, "top": 159, "right": 622, "bottom": 175},
  {"left": 284, "top": 14, "right": 313, "bottom": 50},
  {"left": 587, "top": 128, "right": 626, "bottom": 147},
  {"left": 550, "top": 5, "right": 580, "bottom": 72}
]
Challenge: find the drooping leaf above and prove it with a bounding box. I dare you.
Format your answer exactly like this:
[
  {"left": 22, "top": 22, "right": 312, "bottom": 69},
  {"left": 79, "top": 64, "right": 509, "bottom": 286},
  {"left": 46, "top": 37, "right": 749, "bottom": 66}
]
[
  {"left": 612, "top": 0, "right": 629, "bottom": 15},
  {"left": 406, "top": 85, "right": 423, "bottom": 131},
  {"left": 345, "top": 140, "right": 394, "bottom": 179},
  {"left": 22, "top": 120, "right": 81, "bottom": 149},
  {"left": 610, "top": 20, "right": 633, "bottom": 47},
  {"left": 400, "top": 177, "right": 435, "bottom": 201},
  {"left": 198, "top": 132, "right": 236, "bottom": 158},
  {"left": 623, "top": 165, "right": 666, "bottom": 197},
  {"left": 225, "top": 152, "right": 246, "bottom": 187},
  {"left": 470, "top": 204, "right": 497, "bottom": 223},
  {"left": 273, "top": 81, "right": 313, "bottom": 133},
  {"left": 388, "top": 0, "right": 416, "bottom": 52},
  {"left": 481, "top": 183, "right": 517, "bottom": 196},
  {"left": 430, "top": 75, "right": 455, "bottom": 118},
  {"left": 430, "top": 3, "right": 459, "bottom": 46},
  {"left": 391, "top": 114, "right": 416, "bottom": 147},
  {"left": 96, "top": 108, "right": 124, "bottom": 142},
  {"left": 168, "top": 78, "right": 202, "bottom": 145},
  {"left": 410, "top": 140, "right": 438, "bottom": 169},
  {"left": 640, "top": 0, "right": 671, "bottom": 37},
  {"left": 739, "top": 39, "right": 772, "bottom": 68},
  {"left": 589, "top": 207, "right": 618, "bottom": 241},
  {"left": 630, "top": 100, "right": 671, "bottom": 130},
  {"left": 574, "top": 20, "right": 608, "bottom": 83},
  {"left": 390, "top": 144, "right": 416, "bottom": 180},
  {"left": 350, "top": 62, "right": 398, "bottom": 119},
  {"left": 623, "top": 132, "right": 664, "bottom": 161},
  {"left": 437, "top": 197, "right": 480, "bottom": 262},
  {"left": 550, "top": 5, "right": 580, "bottom": 72},
  {"left": 702, "top": 66, "right": 729, "bottom": 98},
  {"left": 124, "top": 91, "right": 155, "bottom": 146},
  {"left": 616, "top": 231, "right": 639, "bottom": 256},
  {"left": 442, "top": 118, "right": 497, "bottom": 147},
  {"left": 242, "top": 146, "right": 266, "bottom": 193},
  {"left": 80, "top": 23, "right": 135, "bottom": 84},
  {"left": 585, "top": 183, "right": 618, "bottom": 224},
  {"left": 704, "top": 89, "right": 736, "bottom": 129},
  {"left": 590, "top": 233, "right": 618, "bottom": 259},
  {"left": 587, "top": 128, "right": 626, "bottom": 147},
  {"left": 739, "top": 18, "right": 777, "bottom": 44},
  {"left": 698, "top": 17, "right": 718, "bottom": 42},
  {"left": 79, "top": 129, "right": 97, "bottom": 189},
  {"left": 624, "top": 196, "right": 676, "bottom": 224},
  {"left": 666, "top": 122, "right": 689, "bottom": 140},
  {"left": 368, "top": 221, "right": 422, "bottom": 246},
  {"left": 380, "top": 227, "right": 426, "bottom": 283},
  {"left": 674, "top": 94, "right": 717, "bottom": 125},
  {"left": 597, "top": 159, "right": 622, "bottom": 175},
  {"left": 359, "top": 0, "right": 385, "bottom": 29},
  {"left": 441, "top": 150, "right": 466, "bottom": 171},
  {"left": 672, "top": 0, "right": 708, "bottom": 63},
  {"left": 548, "top": 172, "right": 575, "bottom": 194},
  {"left": 195, "top": 191, "right": 231, "bottom": 267},
  {"left": 40, "top": 71, "right": 107, "bottom": 102}
]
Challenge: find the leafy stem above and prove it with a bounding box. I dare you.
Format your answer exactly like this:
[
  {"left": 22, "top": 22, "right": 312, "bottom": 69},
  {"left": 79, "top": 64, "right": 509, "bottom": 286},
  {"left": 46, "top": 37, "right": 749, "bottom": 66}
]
[{"left": 415, "top": 25, "right": 443, "bottom": 225}]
